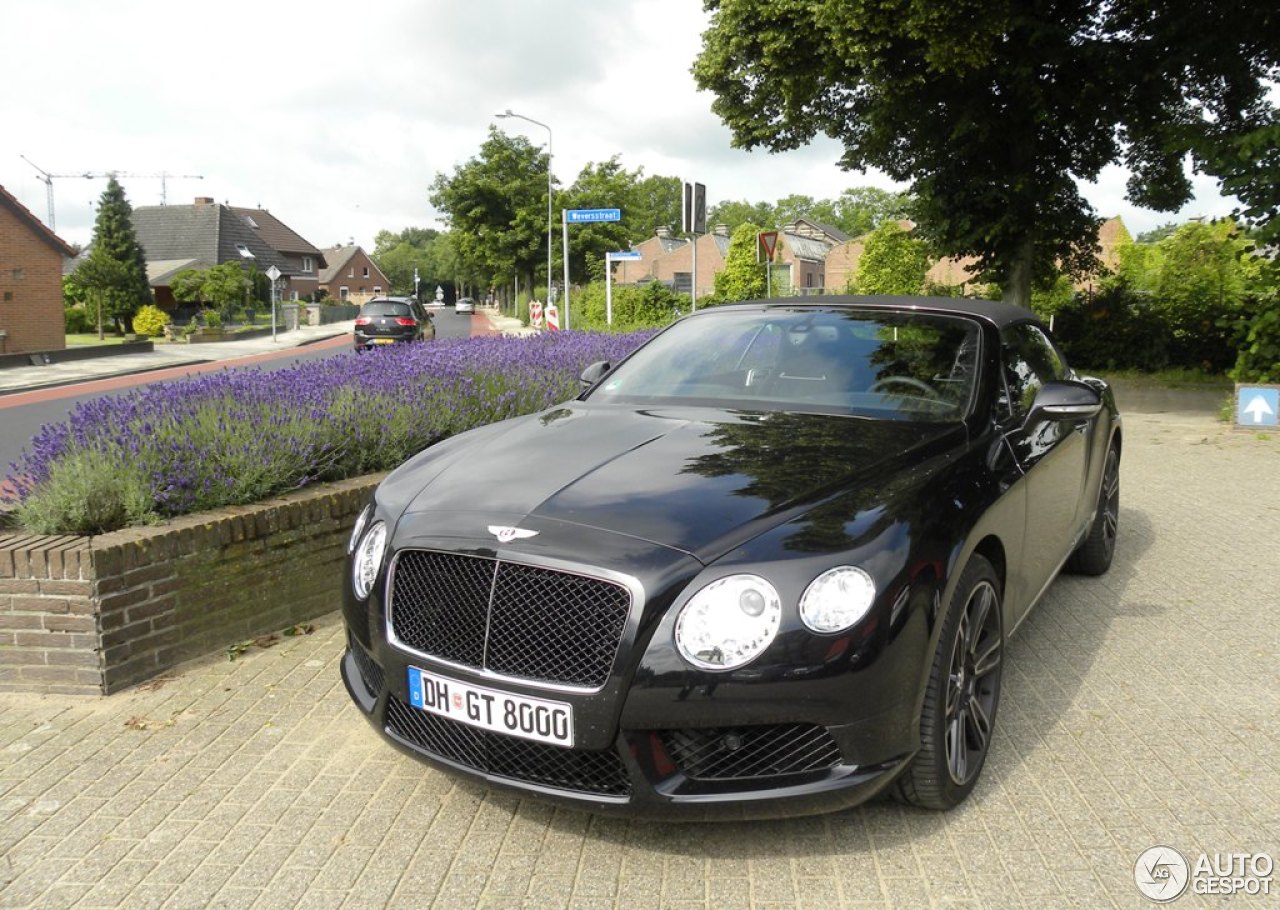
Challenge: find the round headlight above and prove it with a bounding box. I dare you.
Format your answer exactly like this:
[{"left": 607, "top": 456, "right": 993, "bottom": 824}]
[
  {"left": 347, "top": 504, "right": 371, "bottom": 555},
  {"left": 675, "top": 574, "right": 781, "bottom": 671},
  {"left": 351, "top": 521, "right": 387, "bottom": 600},
  {"left": 799, "top": 566, "right": 876, "bottom": 633}
]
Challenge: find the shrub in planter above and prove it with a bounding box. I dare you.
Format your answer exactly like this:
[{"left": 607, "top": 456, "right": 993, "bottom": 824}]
[
  {"left": 131, "top": 304, "right": 172, "bottom": 338},
  {"left": 201, "top": 309, "right": 223, "bottom": 330}
]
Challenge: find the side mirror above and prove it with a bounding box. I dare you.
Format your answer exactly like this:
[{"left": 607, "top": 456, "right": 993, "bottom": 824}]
[
  {"left": 579, "top": 360, "right": 611, "bottom": 391},
  {"left": 1025, "top": 379, "right": 1103, "bottom": 426}
]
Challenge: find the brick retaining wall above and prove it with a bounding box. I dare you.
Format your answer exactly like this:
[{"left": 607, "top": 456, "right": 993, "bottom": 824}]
[{"left": 0, "top": 474, "right": 383, "bottom": 695}]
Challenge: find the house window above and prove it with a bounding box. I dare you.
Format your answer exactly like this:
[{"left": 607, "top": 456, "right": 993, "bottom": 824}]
[
  {"left": 339, "top": 286, "right": 349, "bottom": 301},
  {"left": 11, "top": 269, "right": 24, "bottom": 281},
  {"left": 291, "top": 291, "right": 299, "bottom": 301},
  {"left": 347, "top": 267, "right": 354, "bottom": 278},
  {"left": 236, "top": 244, "right": 255, "bottom": 259},
  {"left": 673, "top": 272, "right": 692, "bottom": 293},
  {"left": 301, "top": 256, "right": 313, "bottom": 273},
  {"left": 373, "top": 286, "right": 382, "bottom": 295},
  {"left": 362, "top": 266, "right": 370, "bottom": 278}
]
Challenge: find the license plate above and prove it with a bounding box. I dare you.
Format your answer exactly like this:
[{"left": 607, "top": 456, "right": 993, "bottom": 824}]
[
  {"left": 374, "top": 338, "right": 395, "bottom": 344},
  {"left": 407, "top": 667, "right": 574, "bottom": 747}
]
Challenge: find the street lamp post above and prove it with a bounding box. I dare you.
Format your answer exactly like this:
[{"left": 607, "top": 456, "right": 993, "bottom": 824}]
[{"left": 495, "top": 109, "right": 553, "bottom": 316}]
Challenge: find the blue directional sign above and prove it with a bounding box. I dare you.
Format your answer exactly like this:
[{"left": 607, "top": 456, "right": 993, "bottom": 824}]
[
  {"left": 566, "top": 208, "right": 621, "bottom": 224},
  {"left": 1237, "top": 386, "right": 1279, "bottom": 428},
  {"left": 607, "top": 250, "right": 642, "bottom": 261}
]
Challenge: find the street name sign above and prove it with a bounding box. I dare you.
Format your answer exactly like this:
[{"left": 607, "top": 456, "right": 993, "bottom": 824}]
[
  {"left": 607, "top": 251, "right": 641, "bottom": 260},
  {"left": 566, "top": 208, "right": 621, "bottom": 224}
]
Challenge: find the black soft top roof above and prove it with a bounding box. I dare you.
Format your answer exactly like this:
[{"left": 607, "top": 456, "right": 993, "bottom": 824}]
[{"left": 714, "top": 295, "right": 1043, "bottom": 330}]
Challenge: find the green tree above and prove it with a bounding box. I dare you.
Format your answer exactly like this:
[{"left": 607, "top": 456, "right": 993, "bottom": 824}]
[
  {"left": 832, "top": 188, "right": 913, "bottom": 238},
  {"left": 694, "top": 1, "right": 1280, "bottom": 310},
  {"left": 170, "top": 262, "right": 251, "bottom": 319},
  {"left": 853, "top": 221, "right": 930, "bottom": 295},
  {"left": 708, "top": 199, "right": 776, "bottom": 233},
  {"left": 84, "top": 176, "right": 152, "bottom": 333},
  {"left": 561, "top": 158, "right": 637, "bottom": 283},
  {"left": 72, "top": 249, "right": 132, "bottom": 340},
  {"left": 712, "top": 223, "right": 769, "bottom": 302},
  {"left": 430, "top": 128, "right": 552, "bottom": 292},
  {"left": 627, "top": 173, "right": 683, "bottom": 240}
]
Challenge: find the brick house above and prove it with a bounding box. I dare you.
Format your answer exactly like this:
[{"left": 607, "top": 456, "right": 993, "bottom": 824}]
[
  {"left": 231, "top": 207, "right": 326, "bottom": 301},
  {"left": 318, "top": 246, "right": 389, "bottom": 304},
  {"left": 647, "top": 225, "right": 733, "bottom": 298},
  {"left": 0, "top": 183, "right": 76, "bottom": 355},
  {"left": 773, "top": 219, "right": 849, "bottom": 293},
  {"left": 131, "top": 198, "right": 325, "bottom": 308},
  {"left": 612, "top": 226, "right": 688, "bottom": 285}
]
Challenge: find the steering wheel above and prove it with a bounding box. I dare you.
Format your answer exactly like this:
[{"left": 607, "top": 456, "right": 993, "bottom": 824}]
[{"left": 869, "top": 375, "right": 942, "bottom": 400}]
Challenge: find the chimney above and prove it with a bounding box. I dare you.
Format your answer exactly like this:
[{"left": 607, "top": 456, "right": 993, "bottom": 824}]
[
  {"left": 655, "top": 226, "right": 671, "bottom": 239},
  {"left": 194, "top": 197, "right": 215, "bottom": 206},
  {"left": 713, "top": 223, "right": 730, "bottom": 237}
]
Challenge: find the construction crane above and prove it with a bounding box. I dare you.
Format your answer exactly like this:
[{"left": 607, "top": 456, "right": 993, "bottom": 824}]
[{"left": 19, "top": 155, "right": 204, "bottom": 231}]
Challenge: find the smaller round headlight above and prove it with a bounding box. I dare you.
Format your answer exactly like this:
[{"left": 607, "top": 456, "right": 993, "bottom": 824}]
[
  {"left": 799, "top": 566, "right": 876, "bottom": 633},
  {"left": 675, "top": 574, "right": 781, "bottom": 671},
  {"left": 347, "top": 504, "right": 371, "bottom": 555},
  {"left": 351, "top": 521, "right": 387, "bottom": 600}
]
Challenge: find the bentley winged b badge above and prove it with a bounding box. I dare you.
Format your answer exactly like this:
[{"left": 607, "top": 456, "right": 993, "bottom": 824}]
[{"left": 488, "top": 526, "right": 539, "bottom": 543}]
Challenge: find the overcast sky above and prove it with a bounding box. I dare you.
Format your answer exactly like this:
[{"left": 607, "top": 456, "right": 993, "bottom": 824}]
[{"left": 1, "top": 0, "right": 1239, "bottom": 252}]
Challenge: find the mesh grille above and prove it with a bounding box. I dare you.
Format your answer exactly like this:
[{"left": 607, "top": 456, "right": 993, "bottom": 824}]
[
  {"left": 390, "top": 551, "right": 631, "bottom": 688},
  {"left": 349, "top": 633, "right": 384, "bottom": 696},
  {"left": 385, "top": 697, "right": 631, "bottom": 797},
  {"left": 661, "top": 725, "right": 842, "bottom": 780}
]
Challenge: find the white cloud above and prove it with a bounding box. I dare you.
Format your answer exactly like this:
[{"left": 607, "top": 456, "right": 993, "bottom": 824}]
[{"left": 0, "top": 0, "right": 1243, "bottom": 252}]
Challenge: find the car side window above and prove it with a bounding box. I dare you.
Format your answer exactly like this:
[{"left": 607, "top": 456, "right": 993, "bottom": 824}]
[{"left": 999, "top": 324, "right": 1068, "bottom": 421}]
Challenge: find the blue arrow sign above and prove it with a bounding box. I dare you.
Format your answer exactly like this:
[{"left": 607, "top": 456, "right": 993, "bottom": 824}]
[
  {"left": 566, "top": 208, "right": 621, "bottom": 224},
  {"left": 607, "top": 250, "right": 642, "bottom": 260},
  {"left": 1237, "top": 386, "right": 1279, "bottom": 427}
]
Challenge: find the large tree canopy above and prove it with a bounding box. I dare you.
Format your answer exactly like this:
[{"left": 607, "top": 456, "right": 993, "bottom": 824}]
[
  {"left": 429, "top": 128, "right": 552, "bottom": 290},
  {"left": 694, "top": 0, "right": 1280, "bottom": 308}
]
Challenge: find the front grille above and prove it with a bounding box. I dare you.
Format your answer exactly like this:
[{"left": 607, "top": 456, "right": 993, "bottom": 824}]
[
  {"left": 661, "top": 725, "right": 842, "bottom": 780},
  {"left": 349, "top": 633, "right": 385, "bottom": 695},
  {"left": 386, "top": 697, "right": 631, "bottom": 797},
  {"left": 390, "top": 551, "right": 631, "bottom": 688}
]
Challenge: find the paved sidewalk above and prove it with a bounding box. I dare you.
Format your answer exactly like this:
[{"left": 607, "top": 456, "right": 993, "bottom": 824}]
[
  {"left": 1, "top": 401, "right": 1277, "bottom": 909},
  {"left": 0, "top": 322, "right": 357, "bottom": 396}
]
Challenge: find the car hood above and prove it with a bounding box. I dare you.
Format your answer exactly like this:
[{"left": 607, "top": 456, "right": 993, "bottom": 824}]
[{"left": 392, "top": 403, "right": 965, "bottom": 562}]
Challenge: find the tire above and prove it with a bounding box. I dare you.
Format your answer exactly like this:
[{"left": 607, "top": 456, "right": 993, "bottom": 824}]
[
  {"left": 895, "top": 554, "right": 1003, "bottom": 810},
  {"left": 1067, "top": 443, "right": 1120, "bottom": 576}
]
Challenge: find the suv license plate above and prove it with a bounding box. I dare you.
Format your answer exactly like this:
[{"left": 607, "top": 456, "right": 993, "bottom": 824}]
[{"left": 407, "top": 667, "right": 574, "bottom": 747}]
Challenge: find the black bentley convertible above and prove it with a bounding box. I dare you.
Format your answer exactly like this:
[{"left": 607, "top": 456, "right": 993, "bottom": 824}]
[{"left": 340, "top": 296, "right": 1121, "bottom": 818}]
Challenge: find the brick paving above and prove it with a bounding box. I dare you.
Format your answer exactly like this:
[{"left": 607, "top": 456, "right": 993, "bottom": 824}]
[{"left": 2, "top": 396, "right": 1278, "bottom": 909}]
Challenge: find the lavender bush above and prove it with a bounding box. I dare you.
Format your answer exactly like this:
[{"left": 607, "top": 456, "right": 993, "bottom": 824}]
[{"left": 6, "top": 331, "right": 654, "bottom": 535}]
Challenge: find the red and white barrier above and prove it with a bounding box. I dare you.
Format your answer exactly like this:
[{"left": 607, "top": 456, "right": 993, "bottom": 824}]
[
  {"left": 545, "top": 303, "right": 560, "bottom": 332},
  {"left": 529, "top": 301, "right": 544, "bottom": 329}
]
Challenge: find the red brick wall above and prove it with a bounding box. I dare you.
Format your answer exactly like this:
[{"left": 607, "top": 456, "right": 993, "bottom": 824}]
[{"left": 0, "top": 204, "right": 66, "bottom": 355}]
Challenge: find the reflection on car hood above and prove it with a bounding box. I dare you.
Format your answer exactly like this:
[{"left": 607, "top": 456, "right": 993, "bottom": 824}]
[{"left": 396, "top": 403, "right": 963, "bottom": 561}]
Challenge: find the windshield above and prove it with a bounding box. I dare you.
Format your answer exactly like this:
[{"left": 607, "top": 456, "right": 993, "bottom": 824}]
[{"left": 587, "top": 307, "right": 980, "bottom": 420}]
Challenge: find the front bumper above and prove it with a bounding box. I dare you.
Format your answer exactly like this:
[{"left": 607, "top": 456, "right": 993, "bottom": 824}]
[{"left": 341, "top": 633, "right": 915, "bottom": 820}]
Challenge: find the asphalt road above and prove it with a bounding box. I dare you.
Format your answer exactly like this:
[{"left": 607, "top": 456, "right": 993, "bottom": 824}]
[{"left": 0, "top": 308, "right": 480, "bottom": 483}]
